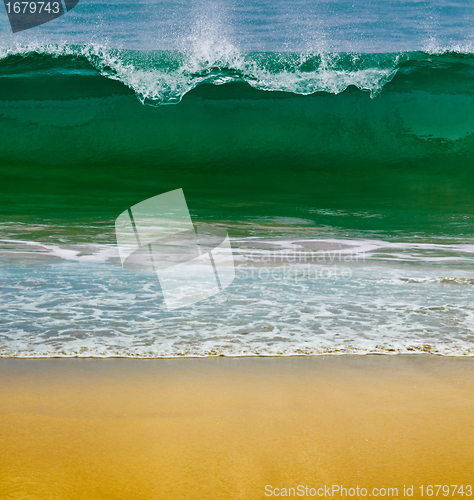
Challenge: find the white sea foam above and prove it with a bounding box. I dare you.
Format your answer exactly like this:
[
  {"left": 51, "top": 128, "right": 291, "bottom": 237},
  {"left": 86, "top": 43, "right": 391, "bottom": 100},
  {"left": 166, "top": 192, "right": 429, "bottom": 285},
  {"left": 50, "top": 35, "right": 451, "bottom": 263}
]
[
  {"left": 0, "top": 42, "right": 402, "bottom": 104},
  {"left": 0, "top": 238, "right": 119, "bottom": 263},
  {"left": 1, "top": 235, "right": 474, "bottom": 358},
  {"left": 3, "top": 235, "right": 474, "bottom": 265}
]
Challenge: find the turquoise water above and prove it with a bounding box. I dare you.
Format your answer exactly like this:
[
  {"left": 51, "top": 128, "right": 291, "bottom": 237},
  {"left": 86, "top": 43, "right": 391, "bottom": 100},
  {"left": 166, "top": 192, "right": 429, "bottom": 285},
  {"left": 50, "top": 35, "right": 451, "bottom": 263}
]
[{"left": 1, "top": 2, "right": 474, "bottom": 357}]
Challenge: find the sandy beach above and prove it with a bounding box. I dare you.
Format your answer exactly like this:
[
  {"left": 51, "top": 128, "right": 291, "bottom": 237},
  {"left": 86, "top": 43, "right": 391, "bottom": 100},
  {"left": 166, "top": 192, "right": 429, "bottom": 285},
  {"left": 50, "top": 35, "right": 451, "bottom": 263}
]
[{"left": 1, "top": 355, "right": 473, "bottom": 499}]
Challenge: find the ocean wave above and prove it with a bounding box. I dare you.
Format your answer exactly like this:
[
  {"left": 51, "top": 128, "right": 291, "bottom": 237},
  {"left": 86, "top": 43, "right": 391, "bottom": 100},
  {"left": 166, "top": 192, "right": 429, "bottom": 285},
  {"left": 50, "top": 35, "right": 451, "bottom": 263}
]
[
  {"left": 3, "top": 43, "right": 474, "bottom": 104},
  {"left": 2, "top": 45, "right": 474, "bottom": 227}
]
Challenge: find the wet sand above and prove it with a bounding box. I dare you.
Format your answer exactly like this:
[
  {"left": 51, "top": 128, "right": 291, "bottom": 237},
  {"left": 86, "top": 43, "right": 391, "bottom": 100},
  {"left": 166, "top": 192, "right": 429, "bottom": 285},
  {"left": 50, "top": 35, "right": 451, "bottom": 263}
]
[{"left": 0, "top": 356, "right": 473, "bottom": 499}]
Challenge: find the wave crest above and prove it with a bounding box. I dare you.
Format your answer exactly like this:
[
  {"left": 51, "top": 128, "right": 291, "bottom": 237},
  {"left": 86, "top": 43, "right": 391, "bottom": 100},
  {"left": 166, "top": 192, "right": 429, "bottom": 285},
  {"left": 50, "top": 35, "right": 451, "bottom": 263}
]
[
  {"left": 0, "top": 43, "right": 404, "bottom": 104},
  {"left": 2, "top": 44, "right": 474, "bottom": 105}
]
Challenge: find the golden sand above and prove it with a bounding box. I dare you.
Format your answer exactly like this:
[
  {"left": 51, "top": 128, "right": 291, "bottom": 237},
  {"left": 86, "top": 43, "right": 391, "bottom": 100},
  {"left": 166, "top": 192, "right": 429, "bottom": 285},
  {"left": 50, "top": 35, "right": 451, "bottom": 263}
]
[{"left": 0, "top": 356, "right": 473, "bottom": 499}]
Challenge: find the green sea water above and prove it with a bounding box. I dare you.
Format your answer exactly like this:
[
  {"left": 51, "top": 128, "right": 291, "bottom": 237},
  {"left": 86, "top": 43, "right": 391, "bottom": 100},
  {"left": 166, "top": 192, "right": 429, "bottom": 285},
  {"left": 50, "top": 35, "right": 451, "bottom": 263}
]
[
  {"left": 1, "top": 46, "right": 474, "bottom": 357},
  {"left": 1, "top": 49, "right": 474, "bottom": 231}
]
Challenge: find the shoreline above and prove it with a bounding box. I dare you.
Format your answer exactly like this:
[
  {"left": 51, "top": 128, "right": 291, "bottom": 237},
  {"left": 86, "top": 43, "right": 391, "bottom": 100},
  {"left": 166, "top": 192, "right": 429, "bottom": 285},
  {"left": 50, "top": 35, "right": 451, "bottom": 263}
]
[{"left": 1, "top": 351, "right": 474, "bottom": 359}]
